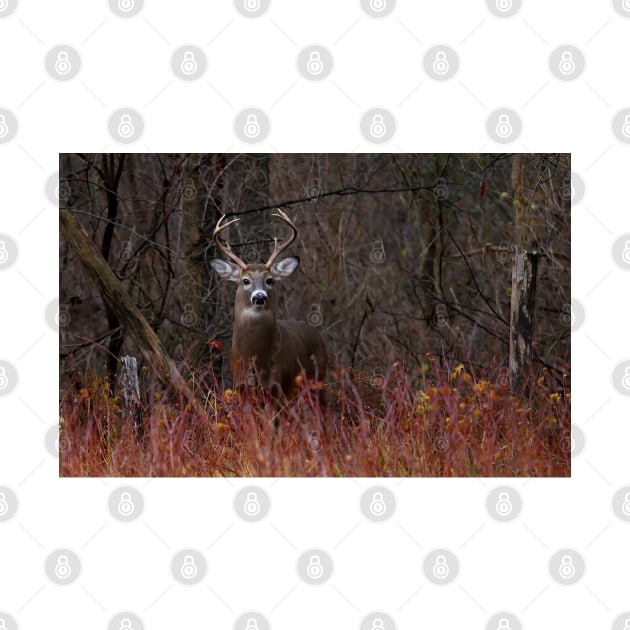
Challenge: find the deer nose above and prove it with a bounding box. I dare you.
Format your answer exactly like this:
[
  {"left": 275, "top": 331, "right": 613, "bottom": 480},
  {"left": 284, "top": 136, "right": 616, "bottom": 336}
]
[{"left": 251, "top": 291, "right": 268, "bottom": 306}]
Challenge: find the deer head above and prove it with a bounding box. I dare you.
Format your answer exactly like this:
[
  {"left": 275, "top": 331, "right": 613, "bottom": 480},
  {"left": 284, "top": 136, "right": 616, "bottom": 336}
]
[{"left": 210, "top": 209, "right": 327, "bottom": 397}]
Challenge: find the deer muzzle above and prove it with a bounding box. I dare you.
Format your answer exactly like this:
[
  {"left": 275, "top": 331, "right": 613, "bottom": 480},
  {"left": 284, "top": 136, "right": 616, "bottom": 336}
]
[{"left": 251, "top": 291, "right": 268, "bottom": 306}]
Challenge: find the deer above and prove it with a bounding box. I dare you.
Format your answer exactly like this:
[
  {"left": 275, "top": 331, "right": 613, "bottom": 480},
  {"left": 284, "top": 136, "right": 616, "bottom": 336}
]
[{"left": 210, "top": 209, "right": 327, "bottom": 399}]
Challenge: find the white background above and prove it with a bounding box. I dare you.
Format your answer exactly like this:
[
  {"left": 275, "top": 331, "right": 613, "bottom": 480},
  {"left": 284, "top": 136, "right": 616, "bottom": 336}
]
[{"left": 0, "top": 1, "right": 628, "bottom": 628}]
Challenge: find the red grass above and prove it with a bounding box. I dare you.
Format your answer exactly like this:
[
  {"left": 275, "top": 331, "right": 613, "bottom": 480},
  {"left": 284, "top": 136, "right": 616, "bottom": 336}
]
[{"left": 59, "top": 358, "right": 570, "bottom": 477}]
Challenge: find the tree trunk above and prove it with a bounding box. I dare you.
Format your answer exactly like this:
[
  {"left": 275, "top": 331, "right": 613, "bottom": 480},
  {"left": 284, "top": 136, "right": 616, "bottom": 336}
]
[
  {"left": 59, "top": 207, "right": 199, "bottom": 410},
  {"left": 509, "top": 246, "right": 538, "bottom": 394},
  {"left": 508, "top": 155, "right": 539, "bottom": 395},
  {"left": 178, "top": 154, "right": 204, "bottom": 363}
]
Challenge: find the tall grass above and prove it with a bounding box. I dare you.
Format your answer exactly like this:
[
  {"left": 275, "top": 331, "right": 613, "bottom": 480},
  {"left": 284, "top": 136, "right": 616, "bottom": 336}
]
[{"left": 59, "top": 358, "right": 570, "bottom": 477}]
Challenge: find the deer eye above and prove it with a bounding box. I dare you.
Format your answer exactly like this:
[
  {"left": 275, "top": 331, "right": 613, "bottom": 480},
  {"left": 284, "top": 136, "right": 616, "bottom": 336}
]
[
  {"left": 265, "top": 277, "right": 273, "bottom": 286},
  {"left": 243, "top": 278, "right": 251, "bottom": 287}
]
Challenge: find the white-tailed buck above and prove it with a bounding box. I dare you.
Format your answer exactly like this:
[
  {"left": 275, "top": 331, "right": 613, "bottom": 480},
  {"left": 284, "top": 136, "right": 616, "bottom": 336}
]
[{"left": 210, "top": 209, "right": 327, "bottom": 398}]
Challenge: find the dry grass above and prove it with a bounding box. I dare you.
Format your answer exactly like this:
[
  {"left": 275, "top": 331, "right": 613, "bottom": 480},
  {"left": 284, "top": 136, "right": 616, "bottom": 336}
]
[{"left": 59, "top": 358, "right": 570, "bottom": 477}]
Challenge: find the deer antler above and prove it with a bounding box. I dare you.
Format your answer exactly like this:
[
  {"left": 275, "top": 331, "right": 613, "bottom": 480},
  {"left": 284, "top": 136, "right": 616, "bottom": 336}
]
[
  {"left": 213, "top": 215, "right": 248, "bottom": 270},
  {"left": 265, "top": 208, "right": 298, "bottom": 269}
]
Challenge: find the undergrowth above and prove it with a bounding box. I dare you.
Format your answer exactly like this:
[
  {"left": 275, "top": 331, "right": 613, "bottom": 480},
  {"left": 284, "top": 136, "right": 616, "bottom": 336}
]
[{"left": 59, "top": 357, "right": 570, "bottom": 477}]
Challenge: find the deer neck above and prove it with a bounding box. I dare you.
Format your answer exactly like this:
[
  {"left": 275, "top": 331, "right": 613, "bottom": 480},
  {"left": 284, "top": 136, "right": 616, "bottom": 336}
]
[{"left": 232, "top": 306, "right": 279, "bottom": 371}]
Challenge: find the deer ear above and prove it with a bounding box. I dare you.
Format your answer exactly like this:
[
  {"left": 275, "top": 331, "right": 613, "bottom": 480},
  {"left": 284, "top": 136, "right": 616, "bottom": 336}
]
[
  {"left": 271, "top": 256, "right": 299, "bottom": 279},
  {"left": 210, "top": 258, "right": 240, "bottom": 282}
]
